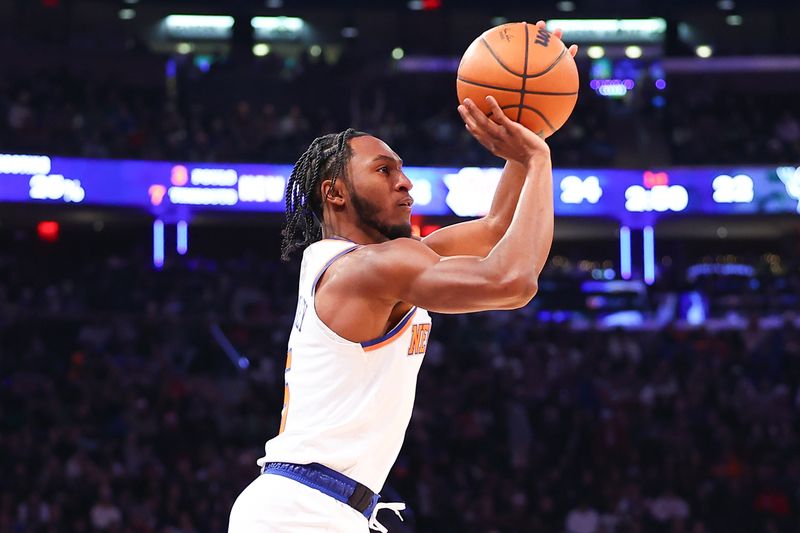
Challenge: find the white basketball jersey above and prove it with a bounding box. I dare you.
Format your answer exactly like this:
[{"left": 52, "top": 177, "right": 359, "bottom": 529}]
[{"left": 258, "top": 238, "right": 433, "bottom": 493}]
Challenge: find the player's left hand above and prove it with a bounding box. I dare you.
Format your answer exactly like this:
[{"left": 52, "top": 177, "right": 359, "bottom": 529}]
[{"left": 535, "top": 20, "right": 578, "bottom": 57}]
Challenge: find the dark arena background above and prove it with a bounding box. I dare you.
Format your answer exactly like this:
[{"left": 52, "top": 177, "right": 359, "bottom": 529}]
[{"left": 2, "top": 0, "right": 800, "bottom": 532}]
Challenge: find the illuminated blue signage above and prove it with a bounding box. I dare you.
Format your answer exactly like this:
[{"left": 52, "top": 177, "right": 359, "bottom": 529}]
[
  {"left": 777, "top": 166, "right": 800, "bottom": 213},
  {"left": 441, "top": 167, "right": 502, "bottom": 217},
  {"left": 0, "top": 154, "right": 799, "bottom": 222}
]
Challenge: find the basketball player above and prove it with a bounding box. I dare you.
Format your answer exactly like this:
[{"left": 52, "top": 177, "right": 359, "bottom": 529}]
[{"left": 229, "top": 21, "right": 576, "bottom": 533}]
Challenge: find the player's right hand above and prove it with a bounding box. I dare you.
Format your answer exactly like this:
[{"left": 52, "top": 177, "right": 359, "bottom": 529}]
[{"left": 458, "top": 95, "right": 550, "bottom": 167}]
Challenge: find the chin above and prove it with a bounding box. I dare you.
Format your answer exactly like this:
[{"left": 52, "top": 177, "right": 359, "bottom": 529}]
[{"left": 385, "top": 223, "right": 412, "bottom": 240}]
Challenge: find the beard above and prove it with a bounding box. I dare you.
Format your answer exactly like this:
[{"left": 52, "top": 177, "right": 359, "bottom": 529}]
[{"left": 350, "top": 189, "right": 412, "bottom": 241}]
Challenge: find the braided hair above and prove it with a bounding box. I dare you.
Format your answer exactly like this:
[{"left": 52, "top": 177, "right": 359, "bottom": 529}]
[{"left": 280, "top": 128, "right": 367, "bottom": 261}]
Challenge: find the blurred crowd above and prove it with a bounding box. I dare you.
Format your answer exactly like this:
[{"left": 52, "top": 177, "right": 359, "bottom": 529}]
[
  {"left": 661, "top": 84, "right": 800, "bottom": 166},
  {"left": 3, "top": 239, "right": 800, "bottom": 533},
  {"left": 2, "top": 57, "right": 798, "bottom": 168},
  {"left": 4, "top": 7, "right": 800, "bottom": 532}
]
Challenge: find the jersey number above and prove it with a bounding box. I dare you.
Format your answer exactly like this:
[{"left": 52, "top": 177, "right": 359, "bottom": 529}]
[
  {"left": 279, "top": 349, "right": 292, "bottom": 434},
  {"left": 293, "top": 297, "right": 308, "bottom": 332}
]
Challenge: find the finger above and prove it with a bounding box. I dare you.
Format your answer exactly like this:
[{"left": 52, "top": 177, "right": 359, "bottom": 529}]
[
  {"left": 458, "top": 104, "right": 479, "bottom": 131},
  {"left": 484, "top": 96, "right": 513, "bottom": 128},
  {"left": 535, "top": 20, "right": 562, "bottom": 40},
  {"left": 482, "top": 96, "right": 505, "bottom": 125},
  {"left": 457, "top": 104, "right": 467, "bottom": 123},
  {"left": 464, "top": 98, "right": 503, "bottom": 135},
  {"left": 463, "top": 121, "right": 496, "bottom": 152},
  {"left": 459, "top": 103, "right": 494, "bottom": 143},
  {"left": 568, "top": 44, "right": 578, "bottom": 57}
]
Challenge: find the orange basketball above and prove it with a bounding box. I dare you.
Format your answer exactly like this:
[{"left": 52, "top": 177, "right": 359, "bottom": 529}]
[{"left": 457, "top": 22, "right": 579, "bottom": 138}]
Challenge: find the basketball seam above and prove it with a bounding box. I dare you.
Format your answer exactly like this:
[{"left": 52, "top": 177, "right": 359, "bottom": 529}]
[
  {"left": 517, "top": 23, "right": 529, "bottom": 122},
  {"left": 457, "top": 77, "right": 578, "bottom": 95},
  {"left": 528, "top": 46, "right": 568, "bottom": 78},
  {"left": 479, "top": 38, "right": 524, "bottom": 77},
  {"left": 501, "top": 104, "right": 556, "bottom": 132}
]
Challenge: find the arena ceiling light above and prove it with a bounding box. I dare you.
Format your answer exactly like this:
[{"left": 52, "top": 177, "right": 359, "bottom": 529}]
[
  {"left": 586, "top": 45, "right": 604, "bottom": 59},
  {"left": 162, "top": 15, "right": 235, "bottom": 40},
  {"left": 252, "top": 43, "right": 270, "bottom": 56},
  {"left": 726, "top": 15, "right": 743, "bottom": 26},
  {"left": 251, "top": 16, "right": 307, "bottom": 40},
  {"left": 176, "top": 42, "right": 194, "bottom": 54},
  {"left": 546, "top": 18, "right": 666, "bottom": 43},
  {"left": 118, "top": 8, "right": 135, "bottom": 20},
  {"left": 392, "top": 47, "right": 405, "bottom": 60},
  {"left": 555, "top": 1, "right": 576, "bottom": 12},
  {"left": 695, "top": 45, "right": 713, "bottom": 58},
  {"left": 624, "top": 45, "right": 643, "bottom": 59}
]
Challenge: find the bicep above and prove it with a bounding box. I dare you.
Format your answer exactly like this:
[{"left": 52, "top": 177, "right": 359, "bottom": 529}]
[
  {"left": 362, "top": 239, "right": 527, "bottom": 314},
  {"left": 405, "top": 255, "right": 525, "bottom": 313},
  {"left": 422, "top": 218, "right": 503, "bottom": 258}
]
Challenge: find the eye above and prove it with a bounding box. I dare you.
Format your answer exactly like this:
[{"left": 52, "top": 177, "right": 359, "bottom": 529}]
[{"left": 377, "top": 166, "right": 389, "bottom": 174}]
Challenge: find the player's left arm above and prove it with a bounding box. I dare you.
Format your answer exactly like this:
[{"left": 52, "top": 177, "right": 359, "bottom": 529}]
[{"left": 422, "top": 21, "right": 577, "bottom": 258}]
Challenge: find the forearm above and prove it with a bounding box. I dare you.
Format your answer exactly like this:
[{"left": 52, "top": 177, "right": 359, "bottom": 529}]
[
  {"left": 441, "top": 92, "right": 555, "bottom": 267},
  {"left": 483, "top": 159, "right": 527, "bottom": 234},
  {"left": 484, "top": 155, "right": 554, "bottom": 280},
  {"left": 422, "top": 159, "right": 527, "bottom": 257}
]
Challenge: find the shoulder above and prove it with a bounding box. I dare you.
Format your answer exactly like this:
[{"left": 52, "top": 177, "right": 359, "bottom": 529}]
[
  {"left": 327, "top": 238, "right": 438, "bottom": 290},
  {"left": 351, "top": 237, "right": 436, "bottom": 267}
]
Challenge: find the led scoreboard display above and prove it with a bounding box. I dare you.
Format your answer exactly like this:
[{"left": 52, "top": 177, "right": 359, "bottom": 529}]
[{"left": 0, "top": 154, "right": 799, "bottom": 224}]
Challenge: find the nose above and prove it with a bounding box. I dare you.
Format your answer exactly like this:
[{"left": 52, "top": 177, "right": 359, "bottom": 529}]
[{"left": 396, "top": 171, "right": 413, "bottom": 192}]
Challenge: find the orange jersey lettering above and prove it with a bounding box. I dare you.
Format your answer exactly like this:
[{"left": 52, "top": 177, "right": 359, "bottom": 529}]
[{"left": 407, "top": 324, "right": 431, "bottom": 356}]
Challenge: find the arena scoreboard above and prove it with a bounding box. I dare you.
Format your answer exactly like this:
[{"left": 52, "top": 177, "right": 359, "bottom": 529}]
[{"left": 0, "top": 154, "right": 798, "bottom": 226}]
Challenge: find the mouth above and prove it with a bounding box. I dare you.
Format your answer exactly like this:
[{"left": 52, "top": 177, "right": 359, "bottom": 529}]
[{"left": 398, "top": 197, "right": 414, "bottom": 209}]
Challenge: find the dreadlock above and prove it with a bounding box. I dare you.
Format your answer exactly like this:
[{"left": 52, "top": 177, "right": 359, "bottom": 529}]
[{"left": 280, "top": 128, "right": 367, "bottom": 261}]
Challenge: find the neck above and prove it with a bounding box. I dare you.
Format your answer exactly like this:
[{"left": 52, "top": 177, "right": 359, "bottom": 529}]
[{"left": 321, "top": 217, "right": 388, "bottom": 245}]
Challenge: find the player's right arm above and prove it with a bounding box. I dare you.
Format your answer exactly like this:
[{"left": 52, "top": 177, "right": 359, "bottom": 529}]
[{"left": 357, "top": 123, "right": 554, "bottom": 314}]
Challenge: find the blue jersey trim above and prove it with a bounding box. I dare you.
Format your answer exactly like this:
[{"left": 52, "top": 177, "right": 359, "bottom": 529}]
[
  {"left": 360, "top": 306, "right": 417, "bottom": 349},
  {"left": 311, "top": 244, "right": 359, "bottom": 297}
]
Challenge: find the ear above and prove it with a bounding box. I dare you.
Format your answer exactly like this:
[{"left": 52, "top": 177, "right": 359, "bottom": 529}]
[{"left": 320, "top": 177, "right": 346, "bottom": 209}]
